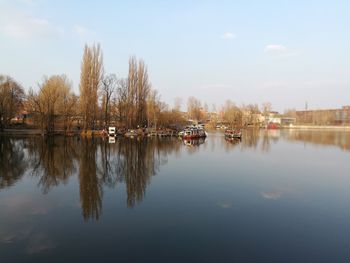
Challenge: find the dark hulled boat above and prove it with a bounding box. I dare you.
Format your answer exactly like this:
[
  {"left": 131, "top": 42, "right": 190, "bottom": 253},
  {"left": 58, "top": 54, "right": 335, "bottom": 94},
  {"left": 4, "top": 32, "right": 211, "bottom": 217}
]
[{"left": 224, "top": 129, "right": 242, "bottom": 139}]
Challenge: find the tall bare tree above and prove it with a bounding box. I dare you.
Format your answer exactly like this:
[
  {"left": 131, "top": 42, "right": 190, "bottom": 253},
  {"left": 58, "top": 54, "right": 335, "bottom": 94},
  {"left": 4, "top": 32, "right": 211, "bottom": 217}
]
[
  {"left": 136, "top": 59, "right": 151, "bottom": 126},
  {"left": 126, "top": 56, "right": 151, "bottom": 128},
  {"left": 79, "top": 43, "right": 103, "bottom": 131},
  {"left": 115, "top": 78, "right": 128, "bottom": 126},
  {"left": 127, "top": 56, "right": 138, "bottom": 128}
]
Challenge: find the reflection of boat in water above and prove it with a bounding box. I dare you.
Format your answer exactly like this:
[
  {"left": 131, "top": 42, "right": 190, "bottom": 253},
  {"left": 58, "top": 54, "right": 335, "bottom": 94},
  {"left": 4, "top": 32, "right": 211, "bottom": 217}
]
[
  {"left": 183, "top": 137, "right": 206, "bottom": 146},
  {"left": 267, "top": 123, "right": 279, "bottom": 129},
  {"left": 224, "top": 129, "right": 242, "bottom": 139},
  {"left": 225, "top": 136, "right": 241, "bottom": 144},
  {"left": 179, "top": 126, "right": 207, "bottom": 139}
]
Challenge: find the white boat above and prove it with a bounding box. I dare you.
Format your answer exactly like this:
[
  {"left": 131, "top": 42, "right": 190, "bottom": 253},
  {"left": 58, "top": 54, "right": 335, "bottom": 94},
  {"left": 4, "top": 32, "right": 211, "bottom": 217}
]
[
  {"left": 179, "top": 126, "right": 207, "bottom": 139},
  {"left": 108, "top": 127, "right": 116, "bottom": 137}
]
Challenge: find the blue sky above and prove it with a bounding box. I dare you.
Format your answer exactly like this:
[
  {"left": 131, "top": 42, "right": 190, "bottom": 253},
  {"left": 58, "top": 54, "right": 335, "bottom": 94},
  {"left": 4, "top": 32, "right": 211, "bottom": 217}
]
[{"left": 0, "top": 0, "right": 349, "bottom": 111}]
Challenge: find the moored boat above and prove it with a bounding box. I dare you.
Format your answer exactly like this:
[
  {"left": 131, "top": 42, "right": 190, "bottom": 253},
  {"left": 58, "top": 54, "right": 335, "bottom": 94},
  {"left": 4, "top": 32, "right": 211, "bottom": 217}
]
[
  {"left": 108, "top": 127, "right": 116, "bottom": 137},
  {"left": 179, "top": 126, "right": 207, "bottom": 139},
  {"left": 224, "top": 129, "right": 242, "bottom": 139}
]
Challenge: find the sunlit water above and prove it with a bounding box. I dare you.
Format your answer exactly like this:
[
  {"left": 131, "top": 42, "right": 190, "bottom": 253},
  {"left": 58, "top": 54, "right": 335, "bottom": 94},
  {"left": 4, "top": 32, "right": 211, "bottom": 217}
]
[{"left": 1, "top": 130, "right": 350, "bottom": 262}]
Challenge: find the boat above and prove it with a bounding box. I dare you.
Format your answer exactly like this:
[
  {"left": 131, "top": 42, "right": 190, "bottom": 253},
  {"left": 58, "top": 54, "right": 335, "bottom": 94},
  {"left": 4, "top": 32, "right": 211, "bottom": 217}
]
[
  {"left": 224, "top": 129, "right": 242, "bottom": 139},
  {"left": 124, "top": 129, "right": 136, "bottom": 138},
  {"left": 108, "top": 127, "right": 116, "bottom": 137},
  {"left": 180, "top": 126, "right": 207, "bottom": 139}
]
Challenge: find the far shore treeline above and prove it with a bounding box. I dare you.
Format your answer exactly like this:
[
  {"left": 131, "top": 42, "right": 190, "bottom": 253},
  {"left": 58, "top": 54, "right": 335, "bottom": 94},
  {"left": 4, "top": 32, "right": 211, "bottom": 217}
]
[{"left": 0, "top": 43, "right": 349, "bottom": 134}]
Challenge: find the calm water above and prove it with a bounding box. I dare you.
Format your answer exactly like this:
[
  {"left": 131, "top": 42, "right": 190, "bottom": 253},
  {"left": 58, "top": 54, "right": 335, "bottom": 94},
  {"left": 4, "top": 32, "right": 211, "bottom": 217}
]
[{"left": 1, "top": 130, "right": 350, "bottom": 262}]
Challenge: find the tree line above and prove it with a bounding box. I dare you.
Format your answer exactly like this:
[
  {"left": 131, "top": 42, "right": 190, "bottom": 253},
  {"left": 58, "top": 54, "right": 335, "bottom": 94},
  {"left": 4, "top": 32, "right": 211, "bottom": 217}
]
[
  {"left": 2, "top": 42, "right": 345, "bottom": 133},
  {"left": 1, "top": 43, "right": 187, "bottom": 134}
]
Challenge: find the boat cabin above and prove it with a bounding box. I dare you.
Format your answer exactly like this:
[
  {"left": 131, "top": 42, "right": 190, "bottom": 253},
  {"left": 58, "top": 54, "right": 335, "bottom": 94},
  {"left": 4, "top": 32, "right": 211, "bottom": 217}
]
[{"left": 108, "top": 127, "right": 116, "bottom": 136}]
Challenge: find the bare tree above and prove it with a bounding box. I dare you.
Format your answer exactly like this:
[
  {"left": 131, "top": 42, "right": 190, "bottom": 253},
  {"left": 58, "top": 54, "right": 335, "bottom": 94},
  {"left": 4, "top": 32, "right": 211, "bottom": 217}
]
[
  {"left": 125, "top": 56, "right": 151, "bottom": 128},
  {"left": 100, "top": 74, "right": 117, "bottom": 127},
  {"left": 127, "top": 56, "right": 138, "bottom": 128},
  {"left": 262, "top": 102, "right": 272, "bottom": 122},
  {"left": 136, "top": 59, "right": 151, "bottom": 126},
  {"left": 223, "top": 100, "right": 242, "bottom": 128},
  {"left": 79, "top": 43, "right": 103, "bottom": 131},
  {"left": 0, "top": 75, "right": 25, "bottom": 131},
  {"left": 187, "top": 96, "right": 202, "bottom": 121},
  {"left": 147, "top": 89, "right": 161, "bottom": 128},
  {"left": 59, "top": 90, "right": 78, "bottom": 133},
  {"left": 242, "top": 103, "right": 260, "bottom": 126},
  {"left": 27, "top": 75, "right": 75, "bottom": 134},
  {"left": 174, "top": 97, "right": 182, "bottom": 111},
  {"left": 115, "top": 78, "right": 128, "bottom": 126}
]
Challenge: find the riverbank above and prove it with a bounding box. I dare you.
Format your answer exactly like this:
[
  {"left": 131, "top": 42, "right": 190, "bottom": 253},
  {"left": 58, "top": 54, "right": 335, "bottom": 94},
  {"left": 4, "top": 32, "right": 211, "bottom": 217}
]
[
  {"left": 0, "top": 129, "right": 46, "bottom": 136},
  {"left": 0, "top": 128, "right": 179, "bottom": 137},
  {"left": 1, "top": 125, "right": 350, "bottom": 137},
  {"left": 282, "top": 125, "right": 350, "bottom": 130}
]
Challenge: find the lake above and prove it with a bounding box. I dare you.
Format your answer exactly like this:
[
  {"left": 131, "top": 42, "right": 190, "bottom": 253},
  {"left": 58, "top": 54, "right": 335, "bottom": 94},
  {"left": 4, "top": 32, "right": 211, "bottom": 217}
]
[{"left": 1, "top": 130, "right": 350, "bottom": 262}]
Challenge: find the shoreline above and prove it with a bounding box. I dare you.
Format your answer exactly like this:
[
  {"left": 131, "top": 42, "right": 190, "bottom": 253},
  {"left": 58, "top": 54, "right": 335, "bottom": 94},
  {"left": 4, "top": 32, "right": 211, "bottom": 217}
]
[
  {"left": 281, "top": 125, "right": 350, "bottom": 130},
  {"left": 0, "top": 128, "right": 179, "bottom": 137},
  {"left": 1, "top": 125, "right": 350, "bottom": 137}
]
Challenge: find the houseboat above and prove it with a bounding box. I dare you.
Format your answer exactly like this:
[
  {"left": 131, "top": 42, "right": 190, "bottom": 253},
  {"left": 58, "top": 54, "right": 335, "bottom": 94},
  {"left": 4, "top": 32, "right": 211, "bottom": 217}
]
[
  {"left": 224, "top": 129, "right": 242, "bottom": 139},
  {"left": 180, "top": 126, "right": 207, "bottom": 139}
]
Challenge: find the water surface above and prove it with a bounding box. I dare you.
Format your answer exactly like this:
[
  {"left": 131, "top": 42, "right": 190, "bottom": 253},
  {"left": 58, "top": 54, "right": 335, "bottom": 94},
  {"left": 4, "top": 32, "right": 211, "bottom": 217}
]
[{"left": 1, "top": 130, "right": 350, "bottom": 262}]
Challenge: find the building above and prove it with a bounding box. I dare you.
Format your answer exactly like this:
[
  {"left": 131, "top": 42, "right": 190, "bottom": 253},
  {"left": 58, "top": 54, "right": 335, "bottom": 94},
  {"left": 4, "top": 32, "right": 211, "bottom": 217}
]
[{"left": 296, "top": 106, "right": 350, "bottom": 125}]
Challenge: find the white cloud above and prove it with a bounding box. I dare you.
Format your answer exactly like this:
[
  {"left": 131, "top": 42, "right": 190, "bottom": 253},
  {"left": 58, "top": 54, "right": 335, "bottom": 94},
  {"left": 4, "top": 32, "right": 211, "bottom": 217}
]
[
  {"left": 20, "top": 0, "right": 37, "bottom": 5},
  {"left": 221, "top": 32, "right": 236, "bottom": 40},
  {"left": 261, "top": 191, "right": 282, "bottom": 200},
  {"left": 0, "top": 9, "right": 64, "bottom": 40},
  {"left": 264, "top": 44, "right": 287, "bottom": 53},
  {"left": 73, "top": 24, "right": 96, "bottom": 41},
  {"left": 264, "top": 44, "right": 299, "bottom": 57}
]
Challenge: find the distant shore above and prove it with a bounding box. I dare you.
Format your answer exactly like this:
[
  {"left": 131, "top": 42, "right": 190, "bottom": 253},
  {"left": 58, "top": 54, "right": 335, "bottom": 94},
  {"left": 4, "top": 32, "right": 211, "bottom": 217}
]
[{"left": 282, "top": 125, "right": 350, "bottom": 130}]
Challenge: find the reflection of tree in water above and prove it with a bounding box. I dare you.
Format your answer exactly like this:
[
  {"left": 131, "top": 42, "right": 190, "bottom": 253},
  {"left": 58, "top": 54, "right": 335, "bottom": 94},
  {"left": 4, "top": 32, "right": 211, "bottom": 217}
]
[
  {"left": 222, "top": 129, "right": 278, "bottom": 153},
  {"left": 28, "top": 136, "right": 79, "bottom": 194},
  {"left": 261, "top": 130, "right": 272, "bottom": 152},
  {"left": 223, "top": 137, "right": 241, "bottom": 152},
  {"left": 3, "top": 136, "right": 181, "bottom": 220},
  {"left": 112, "top": 138, "right": 181, "bottom": 207},
  {"left": 79, "top": 138, "right": 103, "bottom": 221},
  {"left": 237, "top": 129, "right": 350, "bottom": 152},
  {"left": 0, "top": 138, "right": 27, "bottom": 189},
  {"left": 284, "top": 130, "right": 350, "bottom": 151},
  {"left": 241, "top": 129, "right": 260, "bottom": 150},
  {"left": 78, "top": 137, "right": 181, "bottom": 220}
]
